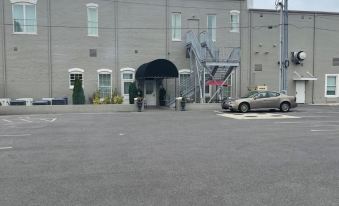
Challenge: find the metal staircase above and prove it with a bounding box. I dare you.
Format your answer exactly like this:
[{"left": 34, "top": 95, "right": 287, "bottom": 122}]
[{"left": 184, "top": 30, "right": 240, "bottom": 103}]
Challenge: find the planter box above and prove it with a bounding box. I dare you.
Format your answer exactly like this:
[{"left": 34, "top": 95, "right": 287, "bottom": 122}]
[{"left": 0, "top": 104, "right": 137, "bottom": 115}]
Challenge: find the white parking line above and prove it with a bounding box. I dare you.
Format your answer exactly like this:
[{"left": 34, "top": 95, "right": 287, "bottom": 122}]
[
  {"left": 0, "top": 134, "right": 31, "bottom": 137},
  {"left": 218, "top": 113, "right": 301, "bottom": 120},
  {"left": 274, "top": 122, "right": 304, "bottom": 124},
  {"left": 2, "top": 119, "right": 12, "bottom": 123},
  {"left": 40, "top": 118, "right": 57, "bottom": 123},
  {"left": 19, "top": 119, "right": 32, "bottom": 123},
  {"left": 311, "top": 129, "right": 339, "bottom": 132},
  {"left": 0, "top": 147, "right": 13, "bottom": 150}
]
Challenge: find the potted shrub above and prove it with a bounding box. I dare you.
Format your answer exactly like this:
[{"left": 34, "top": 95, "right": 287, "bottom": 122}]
[
  {"left": 128, "top": 82, "right": 138, "bottom": 104},
  {"left": 159, "top": 87, "right": 166, "bottom": 106},
  {"left": 181, "top": 95, "right": 186, "bottom": 111},
  {"left": 72, "top": 78, "right": 85, "bottom": 105}
]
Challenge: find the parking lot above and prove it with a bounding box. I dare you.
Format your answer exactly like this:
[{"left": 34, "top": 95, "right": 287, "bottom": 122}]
[{"left": 0, "top": 105, "right": 338, "bottom": 206}]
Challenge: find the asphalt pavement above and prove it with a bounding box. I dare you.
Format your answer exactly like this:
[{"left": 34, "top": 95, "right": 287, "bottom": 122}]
[{"left": 0, "top": 105, "right": 338, "bottom": 206}]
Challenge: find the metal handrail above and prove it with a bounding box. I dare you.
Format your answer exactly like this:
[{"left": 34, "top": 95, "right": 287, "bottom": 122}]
[
  {"left": 186, "top": 31, "right": 205, "bottom": 61},
  {"left": 200, "top": 31, "right": 219, "bottom": 61}
]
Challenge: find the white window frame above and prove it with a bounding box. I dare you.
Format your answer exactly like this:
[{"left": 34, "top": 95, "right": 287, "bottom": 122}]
[
  {"left": 97, "top": 69, "right": 112, "bottom": 98},
  {"left": 87, "top": 3, "right": 99, "bottom": 37},
  {"left": 68, "top": 68, "right": 84, "bottom": 89},
  {"left": 207, "top": 14, "right": 216, "bottom": 42},
  {"left": 171, "top": 12, "right": 181, "bottom": 41},
  {"left": 230, "top": 10, "right": 240, "bottom": 33},
  {"left": 120, "top": 68, "right": 135, "bottom": 101},
  {"left": 325, "top": 74, "right": 339, "bottom": 97},
  {"left": 12, "top": 1, "right": 37, "bottom": 34}
]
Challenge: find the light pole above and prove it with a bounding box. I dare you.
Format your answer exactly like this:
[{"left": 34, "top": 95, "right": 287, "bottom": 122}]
[{"left": 277, "top": 0, "right": 289, "bottom": 94}]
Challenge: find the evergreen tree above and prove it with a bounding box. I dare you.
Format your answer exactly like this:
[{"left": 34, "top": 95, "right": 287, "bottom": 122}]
[
  {"left": 128, "top": 82, "right": 138, "bottom": 104},
  {"left": 72, "top": 78, "right": 85, "bottom": 104}
]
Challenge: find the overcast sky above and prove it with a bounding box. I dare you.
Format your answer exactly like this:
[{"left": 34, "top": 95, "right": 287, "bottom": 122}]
[{"left": 250, "top": 0, "right": 339, "bottom": 12}]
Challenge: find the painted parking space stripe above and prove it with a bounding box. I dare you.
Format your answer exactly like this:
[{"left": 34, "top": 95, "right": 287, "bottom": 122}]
[
  {"left": 40, "top": 118, "right": 57, "bottom": 123},
  {"left": 2, "top": 119, "right": 12, "bottom": 123},
  {"left": 218, "top": 113, "right": 301, "bottom": 120},
  {"left": 19, "top": 119, "right": 32, "bottom": 123},
  {"left": 311, "top": 129, "right": 339, "bottom": 132},
  {"left": 0, "top": 147, "right": 13, "bottom": 150},
  {"left": 0, "top": 134, "right": 31, "bottom": 137}
]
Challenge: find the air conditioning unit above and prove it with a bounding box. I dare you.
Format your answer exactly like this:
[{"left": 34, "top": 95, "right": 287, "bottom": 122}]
[{"left": 291, "top": 51, "right": 307, "bottom": 64}]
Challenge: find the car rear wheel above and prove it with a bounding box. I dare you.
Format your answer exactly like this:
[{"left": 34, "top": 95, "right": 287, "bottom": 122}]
[
  {"left": 239, "top": 103, "right": 250, "bottom": 113},
  {"left": 280, "top": 102, "right": 290, "bottom": 112}
]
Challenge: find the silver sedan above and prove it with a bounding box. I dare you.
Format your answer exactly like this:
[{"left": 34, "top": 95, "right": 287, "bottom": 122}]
[{"left": 222, "top": 91, "right": 298, "bottom": 113}]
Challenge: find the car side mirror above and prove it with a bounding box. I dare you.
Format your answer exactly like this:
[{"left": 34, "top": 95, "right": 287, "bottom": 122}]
[{"left": 253, "top": 97, "right": 257, "bottom": 100}]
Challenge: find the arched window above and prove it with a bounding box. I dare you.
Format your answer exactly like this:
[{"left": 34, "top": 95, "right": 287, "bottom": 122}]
[
  {"left": 97, "top": 69, "right": 112, "bottom": 98},
  {"left": 11, "top": 0, "right": 37, "bottom": 34},
  {"left": 68, "top": 68, "right": 84, "bottom": 89},
  {"left": 87, "top": 3, "right": 98, "bottom": 37}
]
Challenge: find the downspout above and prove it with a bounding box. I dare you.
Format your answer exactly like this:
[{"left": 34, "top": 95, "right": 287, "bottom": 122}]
[
  {"left": 165, "top": 0, "right": 168, "bottom": 59},
  {"left": 249, "top": 11, "right": 252, "bottom": 88},
  {"left": 165, "top": 0, "right": 168, "bottom": 97},
  {"left": 114, "top": 0, "right": 119, "bottom": 88},
  {"left": 47, "top": 0, "right": 52, "bottom": 97},
  {"left": 238, "top": 0, "right": 242, "bottom": 97},
  {"left": 312, "top": 13, "right": 316, "bottom": 104},
  {"left": 2, "top": 0, "right": 7, "bottom": 97}
]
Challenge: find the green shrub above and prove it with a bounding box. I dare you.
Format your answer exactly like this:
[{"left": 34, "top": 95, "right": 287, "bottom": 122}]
[
  {"left": 103, "top": 96, "right": 111, "bottom": 104},
  {"left": 72, "top": 78, "right": 85, "bottom": 104},
  {"left": 91, "top": 90, "right": 101, "bottom": 104},
  {"left": 113, "top": 96, "right": 124, "bottom": 104},
  {"left": 128, "top": 82, "right": 138, "bottom": 104}
]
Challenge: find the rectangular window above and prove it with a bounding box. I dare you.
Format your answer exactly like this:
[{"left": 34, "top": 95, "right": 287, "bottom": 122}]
[
  {"left": 326, "top": 75, "right": 338, "bottom": 97},
  {"left": 12, "top": 3, "right": 37, "bottom": 33},
  {"left": 230, "top": 11, "right": 240, "bottom": 32},
  {"left": 123, "top": 82, "right": 131, "bottom": 95},
  {"left": 69, "top": 73, "right": 83, "bottom": 89},
  {"left": 123, "top": 73, "right": 133, "bottom": 80},
  {"left": 180, "top": 73, "right": 190, "bottom": 95},
  {"left": 98, "top": 74, "right": 112, "bottom": 98},
  {"left": 87, "top": 6, "right": 98, "bottom": 36},
  {"left": 172, "top": 13, "right": 181, "bottom": 41},
  {"left": 207, "top": 15, "right": 216, "bottom": 42}
]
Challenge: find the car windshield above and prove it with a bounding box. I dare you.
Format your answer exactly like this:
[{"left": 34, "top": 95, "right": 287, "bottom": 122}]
[{"left": 241, "top": 91, "right": 258, "bottom": 98}]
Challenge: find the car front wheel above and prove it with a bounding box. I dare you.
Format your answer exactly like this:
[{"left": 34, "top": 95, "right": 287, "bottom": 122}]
[
  {"left": 280, "top": 102, "right": 290, "bottom": 112},
  {"left": 239, "top": 103, "right": 250, "bottom": 113}
]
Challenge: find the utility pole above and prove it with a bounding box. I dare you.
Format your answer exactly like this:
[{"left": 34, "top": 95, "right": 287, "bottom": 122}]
[{"left": 277, "top": 0, "right": 289, "bottom": 94}]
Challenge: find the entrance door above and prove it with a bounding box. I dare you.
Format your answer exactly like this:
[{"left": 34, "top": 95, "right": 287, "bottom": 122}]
[
  {"left": 144, "top": 80, "right": 157, "bottom": 106},
  {"left": 295, "top": 81, "right": 305, "bottom": 104}
]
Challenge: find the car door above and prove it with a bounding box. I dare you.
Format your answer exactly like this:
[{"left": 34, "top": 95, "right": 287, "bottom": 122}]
[
  {"left": 267, "top": 92, "right": 281, "bottom": 108},
  {"left": 251, "top": 92, "right": 270, "bottom": 109}
]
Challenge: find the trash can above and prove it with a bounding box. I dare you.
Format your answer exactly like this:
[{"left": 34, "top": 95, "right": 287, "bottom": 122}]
[
  {"left": 10, "top": 100, "right": 26, "bottom": 106},
  {"left": 175, "top": 97, "right": 182, "bottom": 111},
  {"left": 33, "top": 100, "right": 50, "bottom": 105}
]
